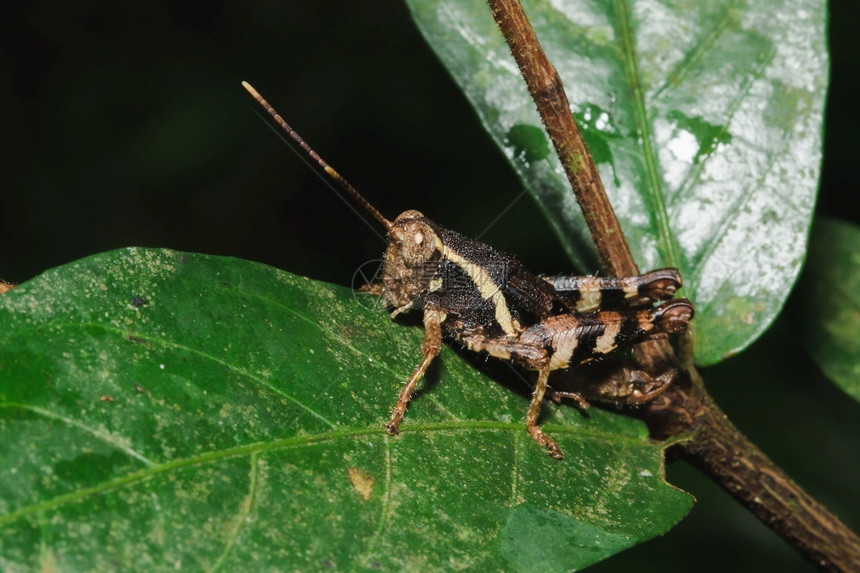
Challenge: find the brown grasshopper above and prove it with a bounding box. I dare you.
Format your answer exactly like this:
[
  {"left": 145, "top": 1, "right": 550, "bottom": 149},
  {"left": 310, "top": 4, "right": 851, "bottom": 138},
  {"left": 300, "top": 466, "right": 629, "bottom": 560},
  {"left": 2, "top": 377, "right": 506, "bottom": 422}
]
[{"left": 243, "top": 82, "right": 693, "bottom": 459}]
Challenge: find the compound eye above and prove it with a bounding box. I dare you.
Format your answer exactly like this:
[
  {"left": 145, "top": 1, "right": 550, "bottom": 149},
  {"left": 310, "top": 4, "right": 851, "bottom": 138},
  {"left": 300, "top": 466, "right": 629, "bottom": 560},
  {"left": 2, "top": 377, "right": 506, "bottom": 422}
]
[
  {"left": 389, "top": 210, "right": 426, "bottom": 244},
  {"left": 412, "top": 230, "right": 425, "bottom": 246},
  {"left": 397, "top": 220, "right": 437, "bottom": 265}
]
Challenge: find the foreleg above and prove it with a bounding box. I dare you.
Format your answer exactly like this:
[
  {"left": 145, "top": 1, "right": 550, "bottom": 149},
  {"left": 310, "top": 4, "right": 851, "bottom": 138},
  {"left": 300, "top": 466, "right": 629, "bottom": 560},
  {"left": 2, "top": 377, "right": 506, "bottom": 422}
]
[{"left": 385, "top": 309, "right": 444, "bottom": 435}]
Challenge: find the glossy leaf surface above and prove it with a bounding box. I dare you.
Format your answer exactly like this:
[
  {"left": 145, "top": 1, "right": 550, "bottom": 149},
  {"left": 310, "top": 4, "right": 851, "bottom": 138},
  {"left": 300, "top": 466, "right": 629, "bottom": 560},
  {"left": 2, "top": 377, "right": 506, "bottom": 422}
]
[
  {"left": 403, "top": 0, "right": 827, "bottom": 364},
  {"left": 0, "top": 248, "right": 692, "bottom": 571},
  {"left": 793, "top": 217, "right": 860, "bottom": 403}
]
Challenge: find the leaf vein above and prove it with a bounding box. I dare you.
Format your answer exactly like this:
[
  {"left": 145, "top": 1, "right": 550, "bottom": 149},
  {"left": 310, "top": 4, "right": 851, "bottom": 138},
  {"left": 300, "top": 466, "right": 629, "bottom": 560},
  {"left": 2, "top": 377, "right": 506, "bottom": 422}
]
[
  {"left": 650, "top": 2, "right": 740, "bottom": 104},
  {"left": 211, "top": 452, "right": 260, "bottom": 572},
  {"left": 670, "top": 44, "right": 777, "bottom": 207},
  {"left": 364, "top": 433, "right": 394, "bottom": 560},
  {"left": 689, "top": 148, "right": 781, "bottom": 301},
  {"left": 614, "top": 0, "right": 679, "bottom": 268},
  {"left": 0, "top": 402, "right": 156, "bottom": 467},
  {"left": 0, "top": 422, "right": 655, "bottom": 525}
]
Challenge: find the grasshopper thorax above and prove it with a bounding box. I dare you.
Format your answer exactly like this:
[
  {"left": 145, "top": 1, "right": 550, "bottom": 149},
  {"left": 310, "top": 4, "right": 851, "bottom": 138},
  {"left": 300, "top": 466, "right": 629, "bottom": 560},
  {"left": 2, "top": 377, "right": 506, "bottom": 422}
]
[{"left": 382, "top": 210, "right": 443, "bottom": 311}]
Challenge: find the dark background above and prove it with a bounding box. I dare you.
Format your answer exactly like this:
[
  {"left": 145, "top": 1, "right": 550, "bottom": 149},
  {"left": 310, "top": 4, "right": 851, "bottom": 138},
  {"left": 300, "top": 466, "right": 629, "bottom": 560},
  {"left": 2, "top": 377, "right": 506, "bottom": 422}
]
[{"left": 1, "top": 2, "right": 858, "bottom": 571}]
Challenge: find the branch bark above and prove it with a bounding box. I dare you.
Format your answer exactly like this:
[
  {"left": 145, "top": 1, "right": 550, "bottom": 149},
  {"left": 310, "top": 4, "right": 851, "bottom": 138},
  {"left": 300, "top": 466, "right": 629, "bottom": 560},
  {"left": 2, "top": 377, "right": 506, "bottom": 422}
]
[
  {"left": 487, "top": 0, "right": 860, "bottom": 570},
  {"left": 486, "top": 0, "right": 636, "bottom": 278},
  {"left": 683, "top": 387, "right": 860, "bottom": 570}
]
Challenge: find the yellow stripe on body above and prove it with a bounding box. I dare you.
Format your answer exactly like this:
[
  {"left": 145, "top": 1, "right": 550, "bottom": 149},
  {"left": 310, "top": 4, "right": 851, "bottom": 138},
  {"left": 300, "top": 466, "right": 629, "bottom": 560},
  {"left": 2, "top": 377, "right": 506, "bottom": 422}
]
[{"left": 440, "top": 244, "right": 521, "bottom": 337}]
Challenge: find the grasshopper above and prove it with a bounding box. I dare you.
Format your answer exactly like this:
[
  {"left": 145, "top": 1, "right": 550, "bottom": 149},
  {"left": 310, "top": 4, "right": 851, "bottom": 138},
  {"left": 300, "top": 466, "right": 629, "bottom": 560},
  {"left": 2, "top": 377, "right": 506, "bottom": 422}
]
[{"left": 243, "top": 82, "right": 693, "bottom": 459}]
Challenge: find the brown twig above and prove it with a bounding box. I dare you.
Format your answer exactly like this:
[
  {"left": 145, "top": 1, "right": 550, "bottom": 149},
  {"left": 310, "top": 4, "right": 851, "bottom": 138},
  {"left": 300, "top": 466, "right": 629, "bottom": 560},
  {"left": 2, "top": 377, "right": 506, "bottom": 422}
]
[
  {"left": 487, "top": 0, "right": 860, "bottom": 570},
  {"left": 486, "top": 0, "right": 636, "bottom": 278},
  {"left": 683, "top": 387, "right": 860, "bottom": 570}
]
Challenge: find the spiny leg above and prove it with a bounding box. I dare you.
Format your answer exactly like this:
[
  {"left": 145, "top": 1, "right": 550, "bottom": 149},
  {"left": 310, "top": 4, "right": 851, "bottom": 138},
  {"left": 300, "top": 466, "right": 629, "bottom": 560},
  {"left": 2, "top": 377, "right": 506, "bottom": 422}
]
[
  {"left": 546, "top": 387, "right": 591, "bottom": 409},
  {"left": 546, "top": 367, "right": 675, "bottom": 407},
  {"left": 385, "top": 309, "right": 444, "bottom": 435},
  {"left": 544, "top": 268, "right": 682, "bottom": 312},
  {"left": 622, "top": 368, "right": 676, "bottom": 404},
  {"left": 517, "top": 299, "right": 694, "bottom": 370},
  {"left": 526, "top": 364, "right": 563, "bottom": 459},
  {"left": 459, "top": 332, "right": 562, "bottom": 458}
]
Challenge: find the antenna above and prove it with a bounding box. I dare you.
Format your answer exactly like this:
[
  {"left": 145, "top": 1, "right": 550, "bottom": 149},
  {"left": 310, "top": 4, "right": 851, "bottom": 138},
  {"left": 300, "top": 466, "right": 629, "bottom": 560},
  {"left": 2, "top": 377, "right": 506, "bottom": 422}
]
[{"left": 241, "top": 81, "right": 393, "bottom": 232}]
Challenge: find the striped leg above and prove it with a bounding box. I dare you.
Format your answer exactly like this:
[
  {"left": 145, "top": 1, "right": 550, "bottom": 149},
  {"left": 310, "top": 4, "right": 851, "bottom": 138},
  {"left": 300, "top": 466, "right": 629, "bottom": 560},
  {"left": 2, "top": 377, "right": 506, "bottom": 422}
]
[
  {"left": 544, "top": 268, "right": 682, "bottom": 312},
  {"left": 519, "top": 299, "right": 694, "bottom": 369}
]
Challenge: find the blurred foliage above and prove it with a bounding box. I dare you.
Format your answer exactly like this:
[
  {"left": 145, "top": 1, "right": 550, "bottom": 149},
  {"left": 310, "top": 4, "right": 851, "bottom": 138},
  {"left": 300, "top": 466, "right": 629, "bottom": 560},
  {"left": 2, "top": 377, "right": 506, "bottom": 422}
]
[{"left": 792, "top": 217, "right": 860, "bottom": 403}]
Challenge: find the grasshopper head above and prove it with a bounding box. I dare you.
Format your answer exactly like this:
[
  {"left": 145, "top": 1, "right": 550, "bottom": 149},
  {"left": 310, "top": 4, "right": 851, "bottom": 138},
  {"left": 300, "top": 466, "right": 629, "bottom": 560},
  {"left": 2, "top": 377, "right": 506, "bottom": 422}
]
[
  {"left": 240, "top": 83, "right": 444, "bottom": 313},
  {"left": 382, "top": 210, "right": 443, "bottom": 310}
]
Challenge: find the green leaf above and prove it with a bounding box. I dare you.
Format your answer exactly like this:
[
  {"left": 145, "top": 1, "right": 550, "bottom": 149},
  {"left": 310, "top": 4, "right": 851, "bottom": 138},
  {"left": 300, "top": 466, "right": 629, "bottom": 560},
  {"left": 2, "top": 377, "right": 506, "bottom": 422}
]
[
  {"left": 792, "top": 217, "right": 860, "bottom": 403},
  {"left": 0, "top": 248, "right": 692, "bottom": 571},
  {"left": 403, "top": 0, "right": 827, "bottom": 365}
]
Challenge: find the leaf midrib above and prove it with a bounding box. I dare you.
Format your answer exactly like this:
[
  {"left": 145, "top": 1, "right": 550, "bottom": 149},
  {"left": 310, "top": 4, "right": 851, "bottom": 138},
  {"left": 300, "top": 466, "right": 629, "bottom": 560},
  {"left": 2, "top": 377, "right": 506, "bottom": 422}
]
[
  {"left": 0, "top": 417, "right": 656, "bottom": 525},
  {"left": 614, "top": 0, "right": 680, "bottom": 270}
]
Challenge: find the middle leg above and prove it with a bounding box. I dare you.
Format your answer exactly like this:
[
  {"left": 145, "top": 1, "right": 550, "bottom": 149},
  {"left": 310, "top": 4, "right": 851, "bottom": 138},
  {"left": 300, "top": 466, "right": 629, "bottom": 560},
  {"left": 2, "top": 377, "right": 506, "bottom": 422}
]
[
  {"left": 526, "top": 364, "right": 563, "bottom": 459},
  {"left": 461, "top": 332, "right": 563, "bottom": 458}
]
